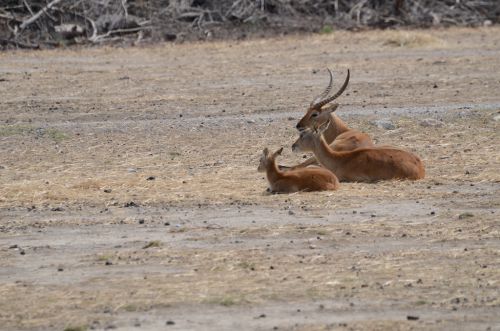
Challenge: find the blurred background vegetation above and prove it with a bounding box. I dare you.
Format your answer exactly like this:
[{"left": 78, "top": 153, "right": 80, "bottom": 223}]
[{"left": 1, "top": 0, "right": 499, "bottom": 49}]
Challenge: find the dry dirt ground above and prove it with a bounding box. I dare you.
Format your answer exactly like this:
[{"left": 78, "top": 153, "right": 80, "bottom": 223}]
[{"left": 0, "top": 27, "right": 499, "bottom": 331}]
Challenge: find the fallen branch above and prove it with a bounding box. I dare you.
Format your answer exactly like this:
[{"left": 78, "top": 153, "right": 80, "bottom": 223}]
[
  {"left": 90, "top": 26, "right": 149, "bottom": 43},
  {"left": 0, "top": 12, "right": 21, "bottom": 22},
  {"left": 19, "top": 0, "right": 64, "bottom": 30},
  {"left": 0, "top": 37, "right": 39, "bottom": 49}
]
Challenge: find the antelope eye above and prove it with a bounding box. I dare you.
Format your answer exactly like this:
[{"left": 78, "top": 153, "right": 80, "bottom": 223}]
[{"left": 311, "top": 113, "right": 319, "bottom": 118}]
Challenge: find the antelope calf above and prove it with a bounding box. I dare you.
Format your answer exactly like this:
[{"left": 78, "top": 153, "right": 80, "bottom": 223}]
[
  {"left": 258, "top": 147, "right": 339, "bottom": 193},
  {"left": 283, "top": 69, "right": 374, "bottom": 170},
  {"left": 291, "top": 116, "right": 425, "bottom": 182}
]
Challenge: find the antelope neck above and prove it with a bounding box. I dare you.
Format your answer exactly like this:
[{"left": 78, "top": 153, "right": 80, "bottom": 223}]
[
  {"left": 312, "top": 134, "right": 344, "bottom": 170},
  {"left": 266, "top": 158, "right": 283, "bottom": 182},
  {"left": 323, "top": 114, "right": 350, "bottom": 143}
]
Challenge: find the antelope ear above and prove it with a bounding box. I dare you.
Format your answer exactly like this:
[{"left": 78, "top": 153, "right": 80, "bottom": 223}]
[
  {"left": 317, "top": 119, "right": 330, "bottom": 135},
  {"left": 321, "top": 103, "right": 339, "bottom": 114},
  {"left": 263, "top": 148, "right": 269, "bottom": 156},
  {"left": 274, "top": 147, "right": 283, "bottom": 157}
]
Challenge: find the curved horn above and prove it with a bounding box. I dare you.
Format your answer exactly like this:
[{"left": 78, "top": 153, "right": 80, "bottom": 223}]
[
  {"left": 313, "top": 69, "right": 350, "bottom": 109},
  {"left": 310, "top": 68, "right": 333, "bottom": 108}
]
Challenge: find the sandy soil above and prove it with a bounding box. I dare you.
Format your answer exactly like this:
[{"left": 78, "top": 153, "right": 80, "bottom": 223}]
[{"left": 0, "top": 27, "right": 499, "bottom": 331}]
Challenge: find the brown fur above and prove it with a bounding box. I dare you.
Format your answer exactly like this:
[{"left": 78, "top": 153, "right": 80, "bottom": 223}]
[
  {"left": 288, "top": 104, "right": 374, "bottom": 170},
  {"left": 292, "top": 124, "right": 425, "bottom": 182},
  {"left": 258, "top": 147, "right": 339, "bottom": 193}
]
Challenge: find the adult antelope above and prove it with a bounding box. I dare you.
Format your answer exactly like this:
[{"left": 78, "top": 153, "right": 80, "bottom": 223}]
[
  {"left": 291, "top": 114, "right": 425, "bottom": 182},
  {"left": 258, "top": 147, "right": 339, "bottom": 193},
  {"left": 282, "top": 69, "right": 374, "bottom": 170}
]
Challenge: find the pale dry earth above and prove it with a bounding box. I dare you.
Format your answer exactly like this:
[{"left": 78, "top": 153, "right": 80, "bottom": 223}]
[{"left": 0, "top": 28, "right": 499, "bottom": 331}]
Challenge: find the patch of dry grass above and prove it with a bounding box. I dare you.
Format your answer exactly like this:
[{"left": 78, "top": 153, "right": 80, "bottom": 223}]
[
  {"left": 1, "top": 27, "right": 500, "bottom": 331},
  {"left": 1, "top": 110, "right": 498, "bottom": 211},
  {"left": 0, "top": 125, "right": 68, "bottom": 142},
  {"left": 382, "top": 31, "right": 444, "bottom": 48}
]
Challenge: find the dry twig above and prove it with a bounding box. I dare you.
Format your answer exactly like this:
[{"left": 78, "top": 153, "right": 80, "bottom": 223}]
[{"left": 19, "top": 0, "right": 64, "bottom": 30}]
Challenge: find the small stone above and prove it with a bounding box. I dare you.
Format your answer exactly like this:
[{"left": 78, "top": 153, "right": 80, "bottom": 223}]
[
  {"left": 493, "top": 114, "right": 500, "bottom": 122},
  {"left": 247, "top": 119, "right": 256, "bottom": 124},
  {"left": 51, "top": 207, "right": 64, "bottom": 211},
  {"left": 166, "top": 320, "right": 175, "bottom": 325},
  {"left": 146, "top": 176, "right": 155, "bottom": 181},
  {"left": 20, "top": 250, "right": 26, "bottom": 255},
  {"left": 57, "top": 266, "right": 64, "bottom": 272},
  {"left": 105, "top": 260, "right": 113, "bottom": 265},
  {"left": 138, "top": 219, "right": 145, "bottom": 224},
  {"left": 9, "top": 244, "right": 18, "bottom": 249},
  {"left": 124, "top": 201, "right": 138, "bottom": 207},
  {"left": 433, "top": 84, "right": 438, "bottom": 88},
  {"left": 419, "top": 118, "right": 443, "bottom": 127},
  {"left": 458, "top": 212, "right": 473, "bottom": 220},
  {"left": 103, "top": 188, "right": 112, "bottom": 193},
  {"left": 407, "top": 315, "right": 419, "bottom": 320},
  {"left": 371, "top": 119, "right": 396, "bottom": 130},
  {"left": 164, "top": 222, "right": 170, "bottom": 226},
  {"left": 288, "top": 210, "right": 295, "bottom": 215}
]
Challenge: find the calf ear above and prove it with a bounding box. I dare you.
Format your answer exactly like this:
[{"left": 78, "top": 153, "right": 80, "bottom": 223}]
[{"left": 273, "top": 147, "right": 283, "bottom": 158}]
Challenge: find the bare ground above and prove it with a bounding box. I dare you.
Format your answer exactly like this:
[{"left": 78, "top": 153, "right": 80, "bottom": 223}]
[{"left": 0, "top": 27, "right": 499, "bottom": 331}]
